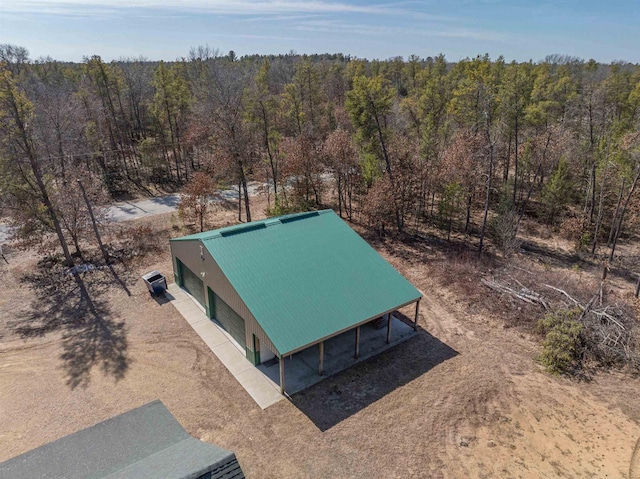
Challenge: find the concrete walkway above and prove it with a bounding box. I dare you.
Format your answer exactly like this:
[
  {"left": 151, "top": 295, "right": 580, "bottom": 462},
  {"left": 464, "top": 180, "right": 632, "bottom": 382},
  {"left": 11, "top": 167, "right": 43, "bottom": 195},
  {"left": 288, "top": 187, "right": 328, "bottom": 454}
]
[{"left": 166, "top": 283, "right": 285, "bottom": 409}]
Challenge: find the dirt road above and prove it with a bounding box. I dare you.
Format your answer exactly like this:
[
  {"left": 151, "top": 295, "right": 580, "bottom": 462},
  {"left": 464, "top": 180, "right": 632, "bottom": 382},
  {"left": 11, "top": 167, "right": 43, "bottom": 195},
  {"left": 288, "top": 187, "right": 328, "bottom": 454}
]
[{"left": 105, "top": 182, "right": 262, "bottom": 222}]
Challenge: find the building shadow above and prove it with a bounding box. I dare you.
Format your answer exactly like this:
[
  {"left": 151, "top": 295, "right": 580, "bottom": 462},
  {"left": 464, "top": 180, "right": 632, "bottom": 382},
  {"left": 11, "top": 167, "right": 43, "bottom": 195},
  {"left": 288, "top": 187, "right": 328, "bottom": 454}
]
[
  {"left": 12, "top": 263, "right": 129, "bottom": 389},
  {"left": 290, "top": 329, "right": 457, "bottom": 431}
]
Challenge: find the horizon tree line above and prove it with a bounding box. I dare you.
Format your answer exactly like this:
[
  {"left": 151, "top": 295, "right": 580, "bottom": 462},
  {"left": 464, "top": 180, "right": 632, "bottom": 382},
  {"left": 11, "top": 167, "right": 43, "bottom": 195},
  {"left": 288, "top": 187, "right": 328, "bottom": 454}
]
[{"left": 1, "top": 44, "right": 639, "bottom": 264}]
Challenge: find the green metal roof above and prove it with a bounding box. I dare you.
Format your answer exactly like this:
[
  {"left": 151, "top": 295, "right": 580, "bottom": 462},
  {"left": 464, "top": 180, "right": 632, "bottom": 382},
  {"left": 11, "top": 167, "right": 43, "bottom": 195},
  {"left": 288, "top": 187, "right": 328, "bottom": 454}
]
[{"left": 171, "top": 210, "right": 421, "bottom": 355}]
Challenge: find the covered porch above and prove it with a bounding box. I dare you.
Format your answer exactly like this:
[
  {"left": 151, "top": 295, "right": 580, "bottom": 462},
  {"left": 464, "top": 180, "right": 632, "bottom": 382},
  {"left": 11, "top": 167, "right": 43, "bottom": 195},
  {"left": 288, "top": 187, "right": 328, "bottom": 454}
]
[{"left": 262, "top": 300, "right": 421, "bottom": 395}]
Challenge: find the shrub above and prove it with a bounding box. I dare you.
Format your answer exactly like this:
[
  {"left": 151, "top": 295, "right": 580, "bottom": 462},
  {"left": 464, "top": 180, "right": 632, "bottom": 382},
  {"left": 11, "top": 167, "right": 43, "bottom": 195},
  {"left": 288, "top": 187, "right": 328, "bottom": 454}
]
[{"left": 537, "top": 309, "right": 583, "bottom": 374}]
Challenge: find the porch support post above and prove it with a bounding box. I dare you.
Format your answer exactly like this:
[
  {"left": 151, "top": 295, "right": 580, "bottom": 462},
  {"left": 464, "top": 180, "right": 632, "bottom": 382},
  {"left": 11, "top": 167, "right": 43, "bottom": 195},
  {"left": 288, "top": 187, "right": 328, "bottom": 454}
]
[
  {"left": 354, "top": 326, "right": 360, "bottom": 359},
  {"left": 386, "top": 312, "right": 393, "bottom": 344},
  {"left": 414, "top": 298, "right": 421, "bottom": 331},
  {"left": 319, "top": 341, "right": 324, "bottom": 376},
  {"left": 279, "top": 355, "right": 285, "bottom": 395}
]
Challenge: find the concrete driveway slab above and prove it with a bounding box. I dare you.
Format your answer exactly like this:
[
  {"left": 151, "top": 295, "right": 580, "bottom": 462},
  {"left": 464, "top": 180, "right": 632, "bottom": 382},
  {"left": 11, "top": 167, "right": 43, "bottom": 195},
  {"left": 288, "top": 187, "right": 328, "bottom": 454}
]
[
  {"left": 190, "top": 321, "right": 229, "bottom": 349},
  {"left": 212, "top": 342, "right": 254, "bottom": 376},
  {"left": 166, "top": 282, "right": 285, "bottom": 409},
  {"left": 234, "top": 368, "right": 283, "bottom": 409}
]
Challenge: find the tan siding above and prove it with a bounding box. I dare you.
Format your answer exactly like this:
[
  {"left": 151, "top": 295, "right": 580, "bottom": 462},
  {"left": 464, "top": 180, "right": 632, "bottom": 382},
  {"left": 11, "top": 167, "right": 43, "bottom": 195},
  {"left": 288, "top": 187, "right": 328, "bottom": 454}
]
[
  {"left": 170, "top": 240, "right": 279, "bottom": 356},
  {"left": 245, "top": 316, "right": 278, "bottom": 357}
]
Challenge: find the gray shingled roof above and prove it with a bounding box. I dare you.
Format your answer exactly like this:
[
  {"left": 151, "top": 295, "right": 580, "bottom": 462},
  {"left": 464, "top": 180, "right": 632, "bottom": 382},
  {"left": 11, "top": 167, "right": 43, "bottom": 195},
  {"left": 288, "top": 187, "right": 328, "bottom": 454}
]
[{"left": 0, "top": 400, "right": 244, "bottom": 479}]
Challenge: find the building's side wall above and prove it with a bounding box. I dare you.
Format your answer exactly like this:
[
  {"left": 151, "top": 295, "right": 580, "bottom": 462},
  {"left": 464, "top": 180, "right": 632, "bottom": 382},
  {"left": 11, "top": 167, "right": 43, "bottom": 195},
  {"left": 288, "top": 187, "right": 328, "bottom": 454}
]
[
  {"left": 170, "top": 240, "right": 279, "bottom": 361},
  {"left": 245, "top": 314, "right": 277, "bottom": 362}
]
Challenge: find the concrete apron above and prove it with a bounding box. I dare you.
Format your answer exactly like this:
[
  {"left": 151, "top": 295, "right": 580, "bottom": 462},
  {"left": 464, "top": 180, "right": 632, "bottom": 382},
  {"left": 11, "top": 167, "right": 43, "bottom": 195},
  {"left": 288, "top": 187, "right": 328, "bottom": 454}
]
[
  {"left": 166, "top": 282, "right": 416, "bottom": 407},
  {"left": 166, "top": 283, "right": 284, "bottom": 409}
]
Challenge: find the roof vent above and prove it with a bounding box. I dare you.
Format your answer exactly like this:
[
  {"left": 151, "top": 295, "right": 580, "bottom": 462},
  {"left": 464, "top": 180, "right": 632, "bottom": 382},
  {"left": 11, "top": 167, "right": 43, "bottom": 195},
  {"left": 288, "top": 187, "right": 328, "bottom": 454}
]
[
  {"left": 264, "top": 218, "right": 281, "bottom": 227},
  {"left": 279, "top": 211, "right": 320, "bottom": 224},
  {"left": 220, "top": 223, "right": 266, "bottom": 237}
]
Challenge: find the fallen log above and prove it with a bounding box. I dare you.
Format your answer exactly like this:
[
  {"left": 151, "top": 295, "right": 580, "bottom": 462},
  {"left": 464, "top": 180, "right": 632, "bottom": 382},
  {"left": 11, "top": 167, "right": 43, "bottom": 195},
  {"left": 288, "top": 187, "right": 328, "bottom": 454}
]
[
  {"left": 481, "top": 278, "right": 550, "bottom": 310},
  {"left": 543, "top": 284, "right": 584, "bottom": 309}
]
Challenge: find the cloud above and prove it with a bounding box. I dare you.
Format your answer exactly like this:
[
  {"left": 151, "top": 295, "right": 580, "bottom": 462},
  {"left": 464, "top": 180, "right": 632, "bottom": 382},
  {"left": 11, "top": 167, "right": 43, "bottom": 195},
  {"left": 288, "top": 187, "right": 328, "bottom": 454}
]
[
  {"left": 210, "top": 32, "right": 299, "bottom": 41},
  {"left": 294, "top": 19, "right": 506, "bottom": 42},
  {"left": 2, "top": 0, "right": 393, "bottom": 16},
  {"left": 235, "top": 14, "right": 321, "bottom": 23}
]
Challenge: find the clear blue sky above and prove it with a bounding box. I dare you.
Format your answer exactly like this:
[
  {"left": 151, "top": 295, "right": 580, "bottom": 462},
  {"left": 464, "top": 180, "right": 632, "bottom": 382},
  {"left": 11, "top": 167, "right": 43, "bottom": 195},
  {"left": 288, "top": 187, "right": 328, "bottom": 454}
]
[{"left": 1, "top": 0, "right": 639, "bottom": 63}]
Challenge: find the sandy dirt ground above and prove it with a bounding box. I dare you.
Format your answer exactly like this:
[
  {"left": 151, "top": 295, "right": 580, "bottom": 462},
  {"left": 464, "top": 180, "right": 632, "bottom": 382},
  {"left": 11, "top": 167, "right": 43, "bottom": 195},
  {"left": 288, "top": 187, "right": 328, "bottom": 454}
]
[{"left": 1, "top": 199, "right": 639, "bottom": 478}]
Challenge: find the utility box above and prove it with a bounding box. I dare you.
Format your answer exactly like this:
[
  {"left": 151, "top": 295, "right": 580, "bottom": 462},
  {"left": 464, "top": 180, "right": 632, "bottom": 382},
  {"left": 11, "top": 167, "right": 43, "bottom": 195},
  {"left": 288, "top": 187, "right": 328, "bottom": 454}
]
[{"left": 142, "top": 270, "right": 167, "bottom": 296}]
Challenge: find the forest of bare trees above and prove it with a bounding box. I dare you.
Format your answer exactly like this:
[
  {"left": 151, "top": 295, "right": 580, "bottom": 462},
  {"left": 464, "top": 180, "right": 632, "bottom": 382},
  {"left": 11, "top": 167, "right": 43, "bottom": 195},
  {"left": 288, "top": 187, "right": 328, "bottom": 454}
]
[{"left": 1, "top": 44, "right": 639, "bottom": 264}]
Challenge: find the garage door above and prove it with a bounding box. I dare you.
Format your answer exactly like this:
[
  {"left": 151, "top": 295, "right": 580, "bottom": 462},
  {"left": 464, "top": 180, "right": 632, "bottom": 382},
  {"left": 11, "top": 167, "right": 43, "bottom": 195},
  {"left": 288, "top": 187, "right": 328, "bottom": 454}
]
[
  {"left": 209, "top": 289, "right": 246, "bottom": 349},
  {"left": 179, "top": 260, "right": 205, "bottom": 308}
]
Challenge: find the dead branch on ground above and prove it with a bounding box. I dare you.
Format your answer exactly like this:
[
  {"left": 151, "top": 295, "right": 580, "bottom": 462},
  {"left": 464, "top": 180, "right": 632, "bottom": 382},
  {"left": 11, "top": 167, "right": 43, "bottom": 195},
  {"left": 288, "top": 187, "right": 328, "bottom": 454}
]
[
  {"left": 482, "top": 277, "right": 639, "bottom": 371},
  {"left": 481, "top": 278, "right": 550, "bottom": 310}
]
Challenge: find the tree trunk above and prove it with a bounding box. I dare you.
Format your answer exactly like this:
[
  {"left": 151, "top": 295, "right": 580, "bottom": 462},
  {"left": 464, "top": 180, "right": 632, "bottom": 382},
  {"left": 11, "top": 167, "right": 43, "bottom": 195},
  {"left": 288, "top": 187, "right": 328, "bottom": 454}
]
[
  {"left": 78, "top": 179, "right": 110, "bottom": 265},
  {"left": 479, "top": 144, "right": 494, "bottom": 258},
  {"left": 261, "top": 102, "right": 278, "bottom": 204},
  {"left": 264, "top": 166, "right": 271, "bottom": 210},
  {"left": 512, "top": 116, "right": 518, "bottom": 205},
  {"left": 238, "top": 164, "right": 251, "bottom": 222},
  {"left": 609, "top": 166, "right": 640, "bottom": 261},
  {"left": 589, "top": 160, "right": 597, "bottom": 222},
  {"left": 347, "top": 174, "right": 354, "bottom": 220},
  {"left": 6, "top": 82, "right": 75, "bottom": 267},
  {"left": 591, "top": 158, "right": 609, "bottom": 255},
  {"left": 337, "top": 174, "right": 343, "bottom": 217},
  {"left": 608, "top": 178, "right": 625, "bottom": 247},
  {"left": 504, "top": 132, "right": 511, "bottom": 184},
  {"left": 587, "top": 97, "right": 596, "bottom": 222},
  {"left": 464, "top": 192, "right": 473, "bottom": 234},
  {"left": 238, "top": 180, "right": 242, "bottom": 222},
  {"left": 370, "top": 102, "right": 401, "bottom": 231}
]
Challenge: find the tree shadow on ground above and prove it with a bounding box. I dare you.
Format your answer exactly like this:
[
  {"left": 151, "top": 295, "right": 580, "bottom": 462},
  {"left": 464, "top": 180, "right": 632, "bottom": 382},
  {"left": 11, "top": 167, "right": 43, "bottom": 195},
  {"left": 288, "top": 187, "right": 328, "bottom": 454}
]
[
  {"left": 148, "top": 194, "right": 181, "bottom": 208},
  {"left": 351, "top": 216, "right": 496, "bottom": 267},
  {"left": 12, "top": 263, "right": 129, "bottom": 389},
  {"left": 520, "top": 240, "right": 588, "bottom": 269},
  {"left": 291, "top": 329, "right": 457, "bottom": 431}
]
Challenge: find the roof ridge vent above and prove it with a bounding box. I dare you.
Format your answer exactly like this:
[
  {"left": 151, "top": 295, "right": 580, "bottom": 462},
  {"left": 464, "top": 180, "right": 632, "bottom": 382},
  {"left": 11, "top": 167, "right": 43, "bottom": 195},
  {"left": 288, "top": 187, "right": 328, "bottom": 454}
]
[
  {"left": 264, "top": 218, "right": 281, "bottom": 227},
  {"left": 279, "top": 211, "right": 320, "bottom": 224},
  {"left": 219, "top": 223, "right": 266, "bottom": 237}
]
